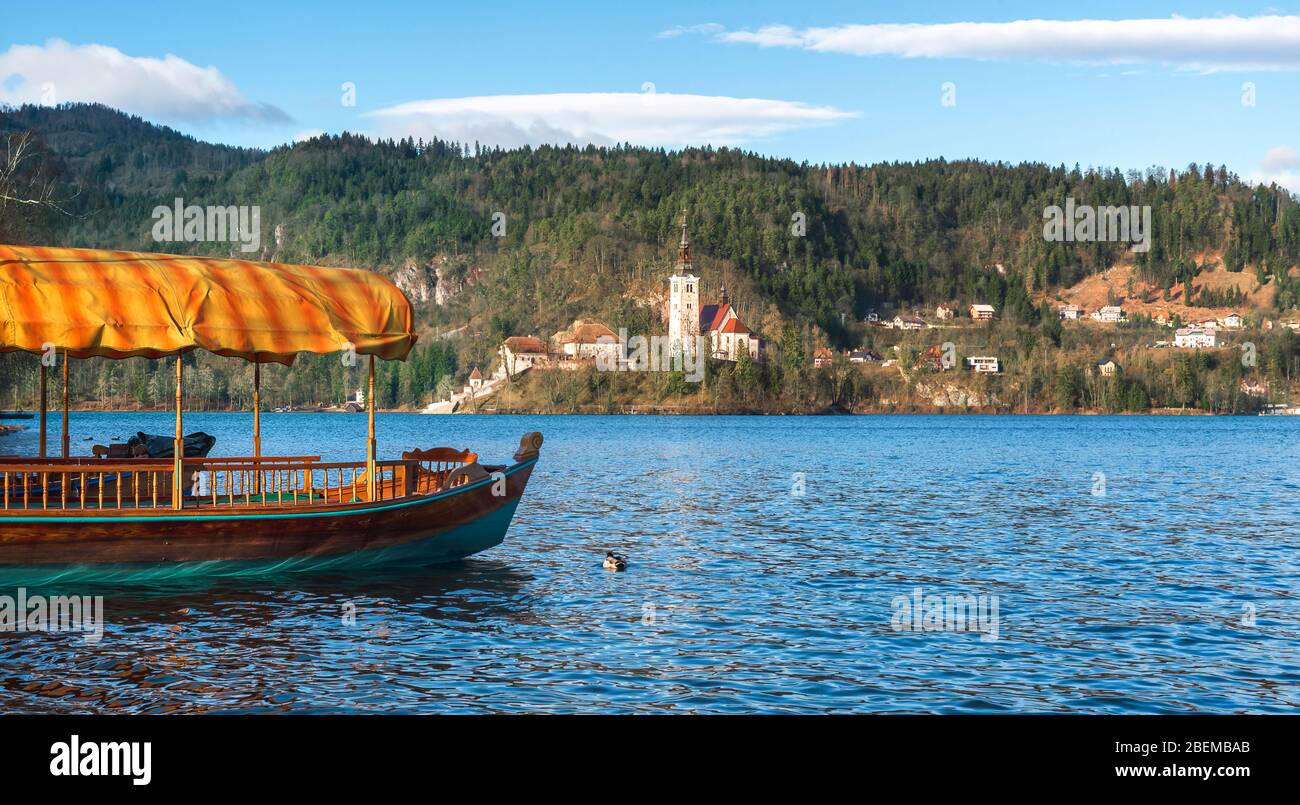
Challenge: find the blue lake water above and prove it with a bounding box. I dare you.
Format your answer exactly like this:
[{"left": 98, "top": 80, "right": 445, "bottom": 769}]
[{"left": 1, "top": 412, "right": 1298, "bottom": 713}]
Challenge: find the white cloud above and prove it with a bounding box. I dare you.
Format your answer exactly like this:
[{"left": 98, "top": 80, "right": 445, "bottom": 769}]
[
  {"left": 681, "top": 15, "right": 1300, "bottom": 71},
  {"left": 293, "top": 128, "right": 326, "bottom": 143},
  {"left": 366, "top": 92, "right": 855, "bottom": 148},
  {"left": 1250, "top": 146, "right": 1300, "bottom": 195},
  {"left": 658, "top": 23, "right": 726, "bottom": 39},
  {"left": 0, "top": 39, "right": 289, "bottom": 122},
  {"left": 1259, "top": 145, "right": 1299, "bottom": 173}
]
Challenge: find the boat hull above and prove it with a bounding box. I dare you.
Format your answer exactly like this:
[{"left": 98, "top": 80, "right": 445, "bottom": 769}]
[{"left": 0, "top": 458, "right": 536, "bottom": 584}]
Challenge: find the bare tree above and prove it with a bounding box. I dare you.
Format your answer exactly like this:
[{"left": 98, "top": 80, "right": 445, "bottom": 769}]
[{"left": 0, "top": 130, "right": 75, "bottom": 239}]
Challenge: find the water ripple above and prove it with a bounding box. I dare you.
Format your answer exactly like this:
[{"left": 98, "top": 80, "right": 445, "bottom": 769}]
[{"left": 1, "top": 413, "right": 1298, "bottom": 713}]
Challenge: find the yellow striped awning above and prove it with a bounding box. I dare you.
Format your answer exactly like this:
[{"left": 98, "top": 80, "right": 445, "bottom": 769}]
[{"left": 0, "top": 245, "right": 417, "bottom": 365}]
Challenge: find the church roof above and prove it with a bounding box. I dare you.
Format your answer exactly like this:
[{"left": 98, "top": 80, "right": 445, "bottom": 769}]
[
  {"left": 719, "top": 319, "right": 751, "bottom": 335},
  {"left": 469, "top": 366, "right": 482, "bottom": 380},
  {"left": 699, "top": 303, "right": 731, "bottom": 332}
]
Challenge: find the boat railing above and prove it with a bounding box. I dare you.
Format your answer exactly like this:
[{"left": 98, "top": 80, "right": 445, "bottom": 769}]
[
  {"left": 189, "top": 458, "right": 411, "bottom": 508},
  {"left": 0, "top": 453, "right": 472, "bottom": 512},
  {"left": 1, "top": 459, "right": 177, "bottom": 512}
]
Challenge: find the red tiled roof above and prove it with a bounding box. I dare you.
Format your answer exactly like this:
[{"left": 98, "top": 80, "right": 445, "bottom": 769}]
[
  {"left": 699, "top": 303, "right": 732, "bottom": 333},
  {"left": 503, "top": 336, "right": 547, "bottom": 353},
  {"left": 719, "top": 319, "right": 750, "bottom": 334},
  {"left": 558, "top": 321, "right": 617, "bottom": 344},
  {"left": 469, "top": 366, "right": 482, "bottom": 380}
]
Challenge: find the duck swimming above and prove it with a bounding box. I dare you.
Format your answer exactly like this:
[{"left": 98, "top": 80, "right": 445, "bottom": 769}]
[{"left": 603, "top": 551, "right": 627, "bottom": 572}]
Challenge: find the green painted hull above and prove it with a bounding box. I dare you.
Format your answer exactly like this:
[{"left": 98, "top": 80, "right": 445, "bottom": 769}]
[{"left": 0, "top": 499, "right": 522, "bottom": 585}]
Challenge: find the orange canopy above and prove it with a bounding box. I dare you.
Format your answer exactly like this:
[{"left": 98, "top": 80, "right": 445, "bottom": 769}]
[{"left": 0, "top": 245, "right": 417, "bottom": 365}]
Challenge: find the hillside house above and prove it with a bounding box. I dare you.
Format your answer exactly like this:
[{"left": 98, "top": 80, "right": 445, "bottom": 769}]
[
  {"left": 554, "top": 320, "right": 620, "bottom": 364},
  {"left": 499, "top": 335, "right": 549, "bottom": 376},
  {"left": 892, "top": 314, "right": 929, "bottom": 330},
  {"left": 935, "top": 304, "right": 956, "bottom": 320},
  {"left": 966, "top": 356, "right": 1000, "bottom": 373},
  {"left": 1058, "top": 304, "right": 1081, "bottom": 320},
  {"left": 1090, "top": 359, "right": 1121, "bottom": 377},
  {"left": 1221, "top": 312, "right": 1243, "bottom": 329},
  {"left": 812, "top": 347, "right": 835, "bottom": 368},
  {"left": 1174, "top": 327, "right": 1217, "bottom": 348},
  {"left": 1091, "top": 305, "right": 1126, "bottom": 323},
  {"left": 848, "top": 350, "right": 882, "bottom": 363},
  {"left": 922, "top": 345, "right": 951, "bottom": 371},
  {"left": 1240, "top": 378, "right": 1269, "bottom": 397},
  {"left": 969, "top": 304, "right": 996, "bottom": 321}
]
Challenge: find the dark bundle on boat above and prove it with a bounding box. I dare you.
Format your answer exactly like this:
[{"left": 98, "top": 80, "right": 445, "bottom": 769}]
[{"left": 126, "top": 431, "right": 217, "bottom": 459}]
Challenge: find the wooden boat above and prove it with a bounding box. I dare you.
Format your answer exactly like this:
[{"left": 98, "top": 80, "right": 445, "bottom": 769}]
[{"left": 0, "top": 245, "right": 541, "bottom": 583}]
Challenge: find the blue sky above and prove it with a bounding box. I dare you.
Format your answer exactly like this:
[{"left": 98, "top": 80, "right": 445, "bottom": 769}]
[{"left": 4, "top": 1, "right": 1300, "bottom": 190}]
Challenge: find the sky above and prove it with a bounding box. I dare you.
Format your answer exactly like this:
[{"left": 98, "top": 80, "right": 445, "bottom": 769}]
[{"left": 4, "top": 1, "right": 1300, "bottom": 192}]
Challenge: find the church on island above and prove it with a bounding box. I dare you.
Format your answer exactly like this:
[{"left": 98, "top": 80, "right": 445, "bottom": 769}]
[{"left": 667, "top": 215, "right": 761, "bottom": 362}]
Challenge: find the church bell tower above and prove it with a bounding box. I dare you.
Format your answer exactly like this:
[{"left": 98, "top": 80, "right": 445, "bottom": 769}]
[{"left": 668, "top": 210, "right": 699, "bottom": 355}]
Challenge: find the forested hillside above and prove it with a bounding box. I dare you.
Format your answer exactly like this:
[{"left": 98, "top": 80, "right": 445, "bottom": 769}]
[{"left": 2, "top": 103, "right": 1298, "bottom": 413}]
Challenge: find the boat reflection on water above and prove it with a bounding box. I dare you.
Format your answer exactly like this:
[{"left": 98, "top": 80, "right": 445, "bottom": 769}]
[{"left": 1, "top": 561, "right": 538, "bottom": 713}]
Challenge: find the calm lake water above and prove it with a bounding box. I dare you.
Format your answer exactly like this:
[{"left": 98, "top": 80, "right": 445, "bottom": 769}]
[{"left": 1, "top": 412, "right": 1298, "bottom": 714}]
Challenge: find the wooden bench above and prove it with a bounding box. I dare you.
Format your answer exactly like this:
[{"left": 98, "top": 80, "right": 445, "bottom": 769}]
[{"left": 401, "top": 447, "right": 479, "bottom": 492}]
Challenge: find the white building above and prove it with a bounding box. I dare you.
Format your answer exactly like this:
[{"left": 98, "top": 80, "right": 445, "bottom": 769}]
[
  {"left": 1220, "top": 312, "right": 1243, "bottom": 329},
  {"left": 1240, "top": 378, "right": 1268, "bottom": 397},
  {"left": 969, "top": 304, "right": 996, "bottom": 321},
  {"left": 935, "top": 305, "right": 956, "bottom": 320},
  {"left": 1092, "top": 359, "right": 1120, "bottom": 378},
  {"left": 891, "top": 314, "right": 929, "bottom": 330},
  {"left": 499, "top": 336, "right": 548, "bottom": 376},
  {"left": 1091, "top": 305, "right": 1126, "bottom": 323},
  {"left": 1174, "top": 327, "right": 1217, "bottom": 348},
  {"left": 967, "top": 356, "right": 1000, "bottom": 373},
  {"left": 554, "top": 320, "right": 620, "bottom": 364},
  {"left": 700, "top": 289, "right": 760, "bottom": 361},
  {"left": 1058, "top": 304, "right": 1081, "bottom": 320}
]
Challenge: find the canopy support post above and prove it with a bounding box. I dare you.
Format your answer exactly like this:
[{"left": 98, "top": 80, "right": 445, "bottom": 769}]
[
  {"left": 367, "top": 355, "right": 376, "bottom": 501},
  {"left": 253, "top": 360, "right": 261, "bottom": 494},
  {"left": 38, "top": 359, "right": 47, "bottom": 459},
  {"left": 173, "top": 355, "right": 184, "bottom": 510},
  {"left": 61, "top": 350, "right": 70, "bottom": 459}
]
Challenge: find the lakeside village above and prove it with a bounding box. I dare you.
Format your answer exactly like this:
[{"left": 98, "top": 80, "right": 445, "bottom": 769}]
[
  {"left": 4, "top": 220, "right": 1295, "bottom": 422},
  {"left": 425, "top": 221, "right": 1300, "bottom": 415}
]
